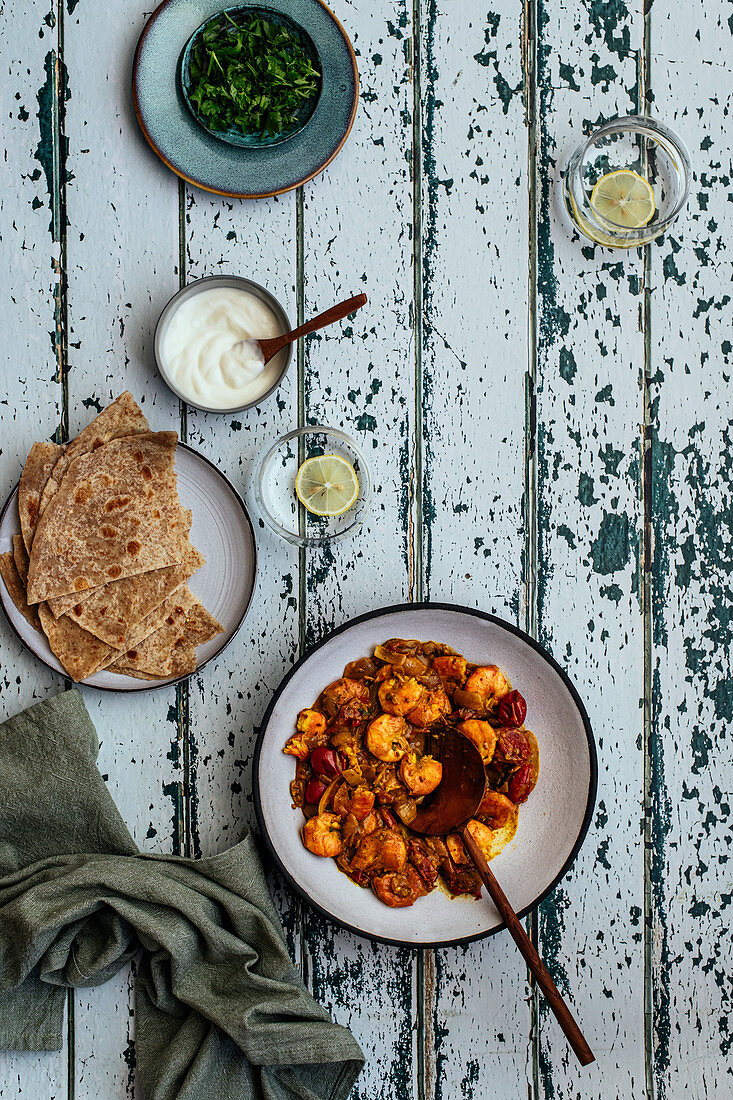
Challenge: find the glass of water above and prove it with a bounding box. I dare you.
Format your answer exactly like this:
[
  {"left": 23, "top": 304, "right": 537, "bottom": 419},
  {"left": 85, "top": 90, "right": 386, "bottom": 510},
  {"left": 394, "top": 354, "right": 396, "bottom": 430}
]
[
  {"left": 256, "top": 425, "right": 372, "bottom": 547},
  {"left": 563, "top": 115, "right": 691, "bottom": 248}
]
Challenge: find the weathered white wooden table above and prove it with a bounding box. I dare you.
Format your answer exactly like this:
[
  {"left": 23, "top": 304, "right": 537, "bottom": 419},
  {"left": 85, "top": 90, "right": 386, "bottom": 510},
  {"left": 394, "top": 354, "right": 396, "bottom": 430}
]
[{"left": 1, "top": 0, "right": 731, "bottom": 1096}]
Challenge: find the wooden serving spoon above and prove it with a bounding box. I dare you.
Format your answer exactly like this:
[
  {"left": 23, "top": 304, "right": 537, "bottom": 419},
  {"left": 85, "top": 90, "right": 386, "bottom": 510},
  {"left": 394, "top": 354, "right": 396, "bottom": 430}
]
[
  {"left": 411, "top": 729, "right": 595, "bottom": 1067},
  {"left": 235, "top": 292, "right": 368, "bottom": 365}
]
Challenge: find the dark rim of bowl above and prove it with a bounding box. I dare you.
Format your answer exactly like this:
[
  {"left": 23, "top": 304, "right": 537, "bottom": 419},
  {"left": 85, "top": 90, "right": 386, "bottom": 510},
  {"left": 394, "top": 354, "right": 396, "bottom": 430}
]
[
  {"left": 0, "top": 442, "right": 258, "bottom": 693},
  {"left": 131, "top": 0, "right": 359, "bottom": 199},
  {"left": 154, "top": 274, "right": 293, "bottom": 414},
  {"left": 180, "top": 4, "right": 323, "bottom": 148},
  {"left": 253, "top": 601, "right": 598, "bottom": 949}
]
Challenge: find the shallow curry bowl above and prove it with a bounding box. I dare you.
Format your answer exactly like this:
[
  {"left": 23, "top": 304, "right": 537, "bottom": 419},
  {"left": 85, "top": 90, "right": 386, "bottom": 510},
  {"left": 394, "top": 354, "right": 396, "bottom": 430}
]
[
  {"left": 254, "top": 603, "right": 597, "bottom": 947},
  {"left": 154, "top": 274, "right": 292, "bottom": 414}
]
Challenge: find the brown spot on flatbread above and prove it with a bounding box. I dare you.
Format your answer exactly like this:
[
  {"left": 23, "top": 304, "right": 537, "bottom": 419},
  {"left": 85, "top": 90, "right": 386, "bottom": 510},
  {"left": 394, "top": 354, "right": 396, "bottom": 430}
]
[
  {"left": 134, "top": 450, "right": 144, "bottom": 463},
  {"left": 74, "top": 578, "right": 88, "bottom": 591},
  {"left": 75, "top": 486, "right": 92, "bottom": 504},
  {"left": 100, "top": 525, "right": 118, "bottom": 539},
  {"left": 73, "top": 604, "right": 83, "bottom": 616},
  {"left": 127, "top": 540, "right": 141, "bottom": 556},
  {"left": 105, "top": 495, "right": 131, "bottom": 512},
  {"left": 28, "top": 501, "right": 39, "bottom": 526},
  {"left": 126, "top": 649, "right": 137, "bottom": 660},
  {"left": 153, "top": 509, "right": 161, "bottom": 518},
  {"left": 142, "top": 464, "right": 153, "bottom": 480},
  {"left": 107, "top": 565, "right": 122, "bottom": 579}
]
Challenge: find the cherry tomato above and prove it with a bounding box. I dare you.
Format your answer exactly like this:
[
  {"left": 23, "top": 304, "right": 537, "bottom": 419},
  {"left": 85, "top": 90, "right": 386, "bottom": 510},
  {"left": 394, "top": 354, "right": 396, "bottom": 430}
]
[
  {"left": 496, "top": 689, "right": 527, "bottom": 727},
  {"left": 508, "top": 763, "right": 535, "bottom": 804},
  {"left": 309, "top": 746, "right": 344, "bottom": 777},
  {"left": 305, "top": 778, "right": 328, "bottom": 804}
]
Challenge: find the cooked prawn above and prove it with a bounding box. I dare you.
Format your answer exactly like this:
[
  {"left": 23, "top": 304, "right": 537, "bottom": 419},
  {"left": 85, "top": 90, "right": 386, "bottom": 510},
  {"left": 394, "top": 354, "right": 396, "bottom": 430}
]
[
  {"left": 432, "top": 654, "right": 467, "bottom": 685},
  {"left": 322, "top": 677, "right": 370, "bottom": 717},
  {"left": 296, "top": 709, "right": 327, "bottom": 736},
  {"left": 477, "top": 789, "right": 515, "bottom": 828},
  {"left": 399, "top": 753, "right": 443, "bottom": 796},
  {"left": 464, "top": 665, "right": 510, "bottom": 703},
  {"left": 352, "top": 828, "right": 407, "bottom": 873},
  {"left": 378, "top": 677, "right": 426, "bottom": 717},
  {"left": 346, "top": 786, "right": 376, "bottom": 820},
  {"left": 366, "top": 714, "right": 409, "bottom": 762},
  {"left": 465, "top": 818, "right": 495, "bottom": 855},
  {"left": 302, "top": 813, "right": 343, "bottom": 858},
  {"left": 458, "top": 719, "right": 498, "bottom": 763},
  {"left": 372, "top": 865, "right": 427, "bottom": 908},
  {"left": 406, "top": 689, "right": 450, "bottom": 726}
]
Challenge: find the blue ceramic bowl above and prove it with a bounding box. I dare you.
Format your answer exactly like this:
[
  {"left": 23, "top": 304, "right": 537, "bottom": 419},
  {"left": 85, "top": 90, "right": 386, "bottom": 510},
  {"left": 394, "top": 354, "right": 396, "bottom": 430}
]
[
  {"left": 133, "top": 0, "right": 358, "bottom": 199},
  {"left": 180, "top": 5, "right": 323, "bottom": 149}
]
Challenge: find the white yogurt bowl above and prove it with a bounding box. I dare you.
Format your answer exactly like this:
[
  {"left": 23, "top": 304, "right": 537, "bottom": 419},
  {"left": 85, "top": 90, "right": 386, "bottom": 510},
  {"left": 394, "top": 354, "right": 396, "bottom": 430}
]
[{"left": 154, "top": 275, "right": 292, "bottom": 414}]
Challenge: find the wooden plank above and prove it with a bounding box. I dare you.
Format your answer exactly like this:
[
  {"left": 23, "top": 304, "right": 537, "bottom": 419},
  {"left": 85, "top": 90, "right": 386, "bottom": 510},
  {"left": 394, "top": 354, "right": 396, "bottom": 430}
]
[
  {"left": 297, "top": 1, "right": 418, "bottom": 1094},
  {"left": 182, "top": 187, "right": 303, "bottom": 972},
  {"left": 534, "top": 0, "right": 647, "bottom": 1094},
  {"left": 418, "top": 1, "right": 534, "bottom": 1095},
  {"left": 182, "top": 188, "right": 299, "bottom": 862},
  {"left": 648, "top": 7, "right": 733, "bottom": 1096},
  {"left": 60, "top": 0, "right": 182, "bottom": 1094},
  {"left": 0, "top": 1, "right": 68, "bottom": 1095}
]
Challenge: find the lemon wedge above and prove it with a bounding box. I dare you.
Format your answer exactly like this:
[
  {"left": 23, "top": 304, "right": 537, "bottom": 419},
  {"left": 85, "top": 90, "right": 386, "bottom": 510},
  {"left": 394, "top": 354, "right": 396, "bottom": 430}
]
[
  {"left": 295, "top": 454, "right": 359, "bottom": 517},
  {"left": 590, "top": 169, "right": 655, "bottom": 229}
]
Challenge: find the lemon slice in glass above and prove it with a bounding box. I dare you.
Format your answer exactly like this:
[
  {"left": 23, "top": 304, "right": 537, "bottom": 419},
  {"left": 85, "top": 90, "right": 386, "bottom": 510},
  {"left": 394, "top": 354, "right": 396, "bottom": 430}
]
[
  {"left": 590, "top": 170, "right": 655, "bottom": 229},
  {"left": 295, "top": 454, "right": 359, "bottom": 517}
]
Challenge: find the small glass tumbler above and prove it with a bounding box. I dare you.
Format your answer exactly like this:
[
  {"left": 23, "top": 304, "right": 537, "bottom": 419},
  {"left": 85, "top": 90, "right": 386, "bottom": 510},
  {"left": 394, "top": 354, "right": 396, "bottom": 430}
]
[
  {"left": 563, "top": 115, "right": 691, "bottom": 248},
  {"left": 255, "top": 425, "right": 371, "bottom": 548}
]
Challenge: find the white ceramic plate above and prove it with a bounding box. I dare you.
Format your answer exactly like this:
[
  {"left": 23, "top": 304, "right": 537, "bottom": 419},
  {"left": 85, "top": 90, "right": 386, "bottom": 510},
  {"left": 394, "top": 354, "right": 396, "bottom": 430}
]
[
  {"left": 0, "top": 443, "right": 256, "bottom": 691},
  {"left": 254, "top": 604, "right": 596, "bottom": 947}
]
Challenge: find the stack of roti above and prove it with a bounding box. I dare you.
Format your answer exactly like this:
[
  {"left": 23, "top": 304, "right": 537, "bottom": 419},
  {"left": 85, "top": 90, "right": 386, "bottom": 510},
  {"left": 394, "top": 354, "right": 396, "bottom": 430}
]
[{"left": 0, "top": 393, "right": 223, "bottom": 682}]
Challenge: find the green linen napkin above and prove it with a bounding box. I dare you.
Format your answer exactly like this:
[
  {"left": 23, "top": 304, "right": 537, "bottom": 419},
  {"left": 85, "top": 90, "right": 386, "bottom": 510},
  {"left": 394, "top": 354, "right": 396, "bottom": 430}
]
[{"left": 0, "top": 690, "right": 364, "bottom": 1100}]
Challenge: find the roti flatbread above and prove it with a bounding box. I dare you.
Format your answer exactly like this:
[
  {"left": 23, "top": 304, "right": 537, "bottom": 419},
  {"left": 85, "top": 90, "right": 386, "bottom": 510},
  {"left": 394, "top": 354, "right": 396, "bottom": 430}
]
[
  {"left": 0, "top": 552, "right": 41, "bottom": 632},
  {"left": 27, "top": 432, "right": 185, "bottom": 604},
  {"left": 64, "top": 543, "right": 205, "bottom": 647},
  {"left": 47, "top": 508, "right": 196, "bottom": 621},
  {"left": 110, "top": 590, "right": 223, "bottom": 678},
  {"left": 110, "top": 587, "right": 198, "bottom": 675},
  {"left": 93, "top": 583, "right": 198, "bottom": 671},
  {"left": 113, "top": 643, "right": 197, "bottom": 681},
  {"left": 13, "top": 535, "right": 30, "bottom": 586},
  {"left": 18, "top": 441, "right": 65, "bottom": 552},
  {"left": 181, "top": 603, "right": 224, "bottom": 647},
  {"left": 37, "top": 392, "right": 149, "bottom": 522},
  {"left": 37, "top": 603, "right": 115, "bottom": 681}
]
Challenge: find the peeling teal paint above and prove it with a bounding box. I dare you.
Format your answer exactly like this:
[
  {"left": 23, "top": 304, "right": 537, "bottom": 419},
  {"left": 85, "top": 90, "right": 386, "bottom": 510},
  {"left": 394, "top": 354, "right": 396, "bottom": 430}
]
[
  {"left": 559, "top": 346, "right": 577, "bottom": 383},
  {"left": 590, "top": 512, "right": 631, "bottom": 574},
  {"left": 578, "top": 472, "right": 598, "bottom": 506}
]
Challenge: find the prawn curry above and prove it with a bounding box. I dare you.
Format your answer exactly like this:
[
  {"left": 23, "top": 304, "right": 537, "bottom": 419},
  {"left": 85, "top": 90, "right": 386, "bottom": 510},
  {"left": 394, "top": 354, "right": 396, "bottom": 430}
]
[{"left": 284, "top": 638, "right": 539, "bottom": 909}]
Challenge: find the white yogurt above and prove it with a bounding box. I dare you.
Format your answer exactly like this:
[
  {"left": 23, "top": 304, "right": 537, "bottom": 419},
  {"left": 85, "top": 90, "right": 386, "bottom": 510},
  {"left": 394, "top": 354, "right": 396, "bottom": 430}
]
[{"left": 160, "top": 286, "right": 285, "bottom": 410}]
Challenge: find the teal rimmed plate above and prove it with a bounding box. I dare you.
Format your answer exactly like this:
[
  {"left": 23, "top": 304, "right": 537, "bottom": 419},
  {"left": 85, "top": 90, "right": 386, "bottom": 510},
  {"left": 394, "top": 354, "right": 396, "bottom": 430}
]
[{"left": 133, "top": 0, "right": 358, "bottom": 198}]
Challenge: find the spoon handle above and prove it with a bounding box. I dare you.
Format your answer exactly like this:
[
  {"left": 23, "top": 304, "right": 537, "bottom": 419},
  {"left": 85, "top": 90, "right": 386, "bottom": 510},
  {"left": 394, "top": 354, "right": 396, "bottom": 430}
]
[
  {"left": 461, "top": 825, "right": 595, "bottom": 1067},
  {"left": 260, "top": 293, "right": 367, "bottom": 361}
]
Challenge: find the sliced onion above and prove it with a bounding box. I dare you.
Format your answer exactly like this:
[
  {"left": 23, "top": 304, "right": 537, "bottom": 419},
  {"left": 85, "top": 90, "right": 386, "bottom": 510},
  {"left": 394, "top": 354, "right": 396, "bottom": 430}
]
[
  {"left": 318, "top": 778, "right": 341, "bottom": 816},
  {"left": 453, "top": 689, "right": 485, "bottom": 711}
]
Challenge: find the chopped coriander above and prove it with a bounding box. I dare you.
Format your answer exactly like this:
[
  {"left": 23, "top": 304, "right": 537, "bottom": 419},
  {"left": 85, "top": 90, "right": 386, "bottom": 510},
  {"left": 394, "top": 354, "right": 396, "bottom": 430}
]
[{"left": 185, "top": 11, "right": 321, "bottom": 138}]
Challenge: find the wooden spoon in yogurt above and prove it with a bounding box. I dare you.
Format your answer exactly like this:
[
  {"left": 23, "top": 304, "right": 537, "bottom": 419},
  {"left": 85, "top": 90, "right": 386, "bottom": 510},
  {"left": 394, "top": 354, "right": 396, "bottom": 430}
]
[{"left": 235, "top": 292, "right": 367, "bottom": 366}]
